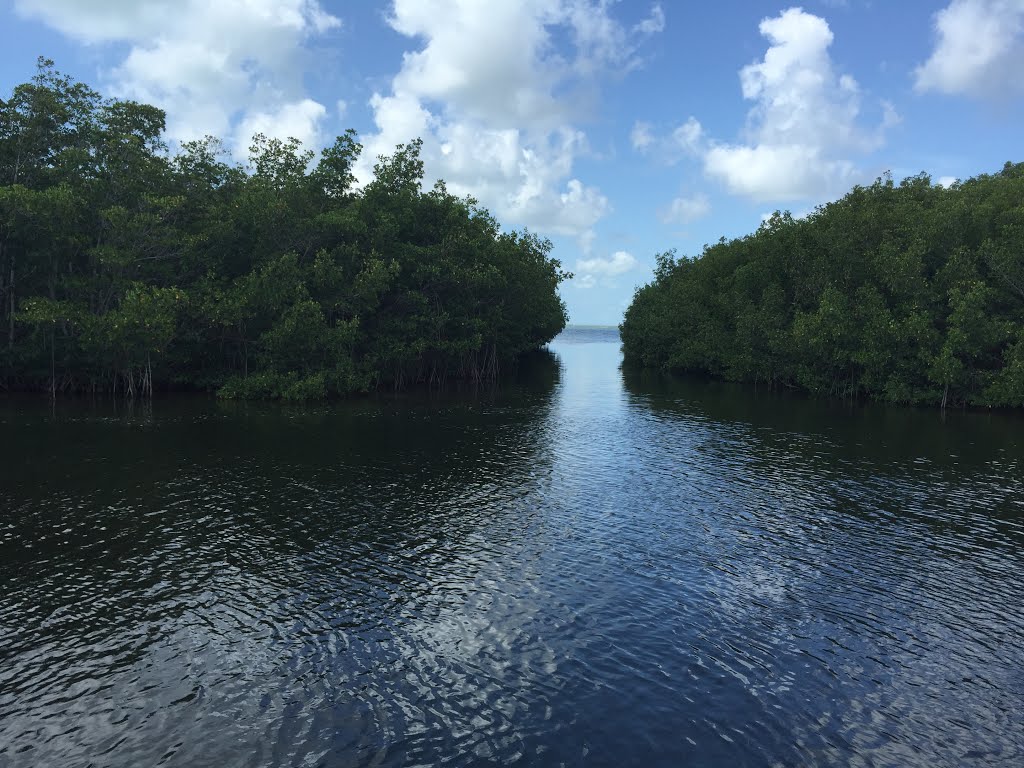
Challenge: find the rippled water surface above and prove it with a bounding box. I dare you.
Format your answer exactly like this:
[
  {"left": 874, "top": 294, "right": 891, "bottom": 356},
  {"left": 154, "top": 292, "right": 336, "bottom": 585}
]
[{"left": 2, "top": 326, "right": 1024, "bottom": 767}]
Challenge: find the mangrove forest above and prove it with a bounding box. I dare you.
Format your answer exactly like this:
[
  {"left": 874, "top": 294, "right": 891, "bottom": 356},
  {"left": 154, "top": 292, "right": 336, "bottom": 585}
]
[
  {"left": 621, "top": 162, "right": 1024, "bottom": 408},
  {"left": 0, "top": 60, "right": 569, "bottom": 400}
]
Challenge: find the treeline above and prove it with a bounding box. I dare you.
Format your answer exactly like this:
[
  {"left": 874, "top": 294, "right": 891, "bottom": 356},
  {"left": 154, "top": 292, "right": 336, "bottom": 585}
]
[
  {"left": 0, "top": 59, "right": 568, "bottom": 399},
  {"left": 621, "top": 163, "right": 1024, "bottom": 407}
]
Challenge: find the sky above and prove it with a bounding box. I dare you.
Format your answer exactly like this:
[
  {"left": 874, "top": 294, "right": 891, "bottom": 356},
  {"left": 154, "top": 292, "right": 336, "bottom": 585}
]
[{"left": 2, "top": 0, "right": 1023, "bottom": 325}]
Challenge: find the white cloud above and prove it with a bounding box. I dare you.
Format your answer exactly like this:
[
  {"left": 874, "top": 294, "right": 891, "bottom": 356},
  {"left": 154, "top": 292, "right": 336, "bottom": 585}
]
[
  {"left": 914, "top": 0, "right": 1024, "bottom": 97},
  {"left": 234, "top": 99, "right": 328, "bottom": 154},
  {"left": 564, "top": 2, "right": 665, "bottom": 77},
  {"left": 705, "top": 144, "right": 855, "bottom": 201},
  {"left": 880, "top": 99, "right": 902, "bottom": 129},
  {"left": 571, "top": 248, "right": 637, "bottom": 289},
  {"left": 576, "top": 250, "right": 637, "bottom": 276},
  {"left": 660, "top": 193, "right": 711, "bottom": 224},
  {"left": 632, "top": 116, "right": 703, "bottom": 160},
  {"left": 936, "top": 175, "right": 959, "bottom": 188},
  {"left": 631, "top": 121, "right": 655, "bottom": 150},
  {"left": 635, "top": 4, "right": 666, "bottom": 35},
  {"left": 700, "top": 7, "right": 892, "bottom": 202},
  {"left": 360, "top": 1, "right": 663, "bottom": 247},
  {"left": 672, "top": 117, "right": 704, "bottom": 155},
  {"left": 13, "top": 0, "right": 341, "bottom": 152}
]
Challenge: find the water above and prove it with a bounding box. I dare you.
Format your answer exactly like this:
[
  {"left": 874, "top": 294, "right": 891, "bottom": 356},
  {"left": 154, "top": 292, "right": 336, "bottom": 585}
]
[{"left": 2, "top": 326, "right": 1023, "bottom": 767}]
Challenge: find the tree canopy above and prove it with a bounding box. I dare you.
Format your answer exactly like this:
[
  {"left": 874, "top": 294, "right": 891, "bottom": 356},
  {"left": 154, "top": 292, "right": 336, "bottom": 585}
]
[
  {"left": 621, "top": 164, "right": 1024, "bottom": 408},
  {"left": 0, "top": 59, "right": 569, "bottom": 399}
]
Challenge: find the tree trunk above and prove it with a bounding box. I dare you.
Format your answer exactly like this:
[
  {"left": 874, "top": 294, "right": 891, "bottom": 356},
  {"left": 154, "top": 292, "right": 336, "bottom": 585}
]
[
  {"left": 8, "top": 251, "right": 14, "bottom": 352},
  {"left": 50, "top": 328, "right": 56, "bottom": 399},
  {"left": 0, "top": 240, "right": 5, "bottom": 356}
]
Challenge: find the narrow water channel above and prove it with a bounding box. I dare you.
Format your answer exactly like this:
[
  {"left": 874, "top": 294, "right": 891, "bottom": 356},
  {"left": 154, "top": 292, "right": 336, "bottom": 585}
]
[{"left": 1, "top": 327, "right": 1022, "bottom": 766}]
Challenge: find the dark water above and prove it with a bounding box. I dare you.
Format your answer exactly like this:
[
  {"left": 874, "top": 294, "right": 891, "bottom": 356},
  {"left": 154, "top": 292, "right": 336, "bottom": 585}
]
[{"left": 2, "top": 326, "right": 1023, "bottom": 767}]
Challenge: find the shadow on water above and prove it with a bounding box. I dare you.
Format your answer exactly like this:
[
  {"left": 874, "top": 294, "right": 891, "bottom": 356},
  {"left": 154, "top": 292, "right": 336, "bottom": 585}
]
[
  {"left": 0, "top": 353, "right": 567, "bottom": 767},
  {"left": 0, "top": 349, "right": 564, "bottom": 571},
  {"left": 620, "top": 365, "right": 1024, "bottom": 538},
  {"left": 621, "top": 365, "right": 1024, "bottom": 470}
]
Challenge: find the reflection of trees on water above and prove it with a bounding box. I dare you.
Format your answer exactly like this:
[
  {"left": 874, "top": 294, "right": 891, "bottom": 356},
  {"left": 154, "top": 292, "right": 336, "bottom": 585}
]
[
  {"left": 619, "top": 358, "right": 1024, "bottom": 768},
  {"left": 621, "top": 363, "right": 1024, "bottom": 553},
  {"left": 622, "top": 363, "right": 1024, "bottom": 479},
  {"left": 2, "top": 346, "right": 561, "bottom": 565},
  {"left": 0, "top": 347, "right": 568, "bottom": 767}
]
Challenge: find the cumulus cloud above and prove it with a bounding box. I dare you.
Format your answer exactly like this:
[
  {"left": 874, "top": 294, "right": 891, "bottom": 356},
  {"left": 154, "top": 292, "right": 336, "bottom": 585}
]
[
  {"left": 660, "top": 193, "right": 710, "bottom": 224},
  {"left": 700, "top": 7, "right": 892, "bottom": 202},
  {"left": 914, "top": 0, "right": 1024, "bottom": 97},
  {"left": 635, "top": 8, "right": 893, "bottom": 204},
  {"left": 13, "top": 0, "right": 340, "bottom": 152},
  {"left": 573, "top": 250, "right": 638, "bottom": 287},
  {"left": 704, "top": 144, "right": 856, "bottom": 202},
  {"left": 360, "top": 0, "right": 663, "bottom": 247},
  {"left": 234, "top": 99, "right": 328, "bottom": 154},
  {"left": 576, "top": 250, "right": 638, "bottom": 276}
]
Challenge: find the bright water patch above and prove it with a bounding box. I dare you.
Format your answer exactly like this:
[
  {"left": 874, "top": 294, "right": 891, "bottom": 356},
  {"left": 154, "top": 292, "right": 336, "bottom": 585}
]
[{"left": 1, "top": 327, "right": 1023, "bottom": 766}]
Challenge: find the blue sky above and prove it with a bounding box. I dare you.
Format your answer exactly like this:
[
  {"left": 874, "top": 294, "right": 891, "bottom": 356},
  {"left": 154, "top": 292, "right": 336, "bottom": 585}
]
[{"left": 2, "top": 0, "right": 1023, "bottom": 325}]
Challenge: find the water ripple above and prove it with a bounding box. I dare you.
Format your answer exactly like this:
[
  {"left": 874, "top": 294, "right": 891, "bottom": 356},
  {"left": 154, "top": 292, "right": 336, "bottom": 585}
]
[{"left": 2, "top": 337, "right": 1023, "bottom": 766}]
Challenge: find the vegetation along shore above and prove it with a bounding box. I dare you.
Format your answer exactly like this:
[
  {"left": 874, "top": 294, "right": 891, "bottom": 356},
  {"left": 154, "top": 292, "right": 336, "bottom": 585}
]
[
  {"left": 0, "top": 60, "right": 569, "bottom": 401},
  {"left": 621, "top": 162, "right": 1024, "bottom": 408}
]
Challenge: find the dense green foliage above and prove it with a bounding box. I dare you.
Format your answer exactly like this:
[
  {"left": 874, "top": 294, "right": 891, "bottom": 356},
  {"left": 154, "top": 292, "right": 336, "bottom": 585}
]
[
  {"left": 621, "top": 164, "right": 1024, "bottom": 407},
  {"left": 0, "top": 60, "right": 568, "bottom": 399}
]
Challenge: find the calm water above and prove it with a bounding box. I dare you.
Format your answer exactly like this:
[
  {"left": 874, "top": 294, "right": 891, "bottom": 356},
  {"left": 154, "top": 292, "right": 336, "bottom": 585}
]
[{"left": 2, "top": 326, "right": 1023, "bottom": 767}]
